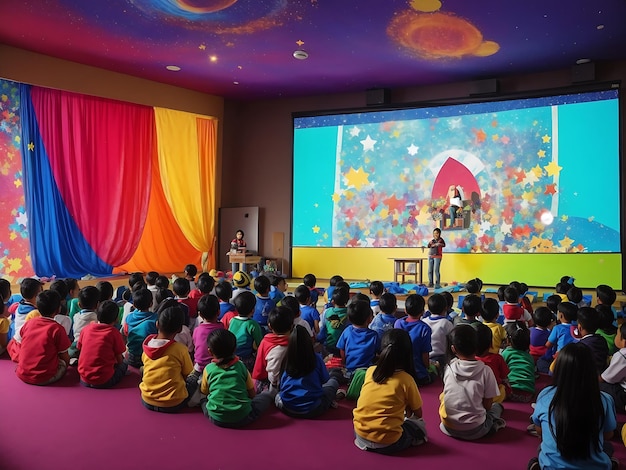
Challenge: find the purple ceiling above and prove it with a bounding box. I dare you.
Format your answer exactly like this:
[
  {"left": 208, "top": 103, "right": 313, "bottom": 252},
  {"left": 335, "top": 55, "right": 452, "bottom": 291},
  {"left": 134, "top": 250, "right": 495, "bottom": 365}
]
[{"left": 1, "top": 0, "right": 626, "bottom": 100}]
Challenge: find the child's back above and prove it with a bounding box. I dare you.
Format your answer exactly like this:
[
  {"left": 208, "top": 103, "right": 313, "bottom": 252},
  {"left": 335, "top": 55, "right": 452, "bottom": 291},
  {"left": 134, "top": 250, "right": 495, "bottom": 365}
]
[
  {"left": 124, "top": 304, "right": 158, "bottom": 367},
  {"left": 369, "top": 293, "right": 398, "bottom": 341},
  {"left": 337, "top": 301, "right": 379, "bottom": 372},
  {"left": 252, "top": 306, "right": 292, "bottom": 388},
  {"left": 229, "top": 291, "right": 263, "bottom": 371},
  {"left": 422, "top": 294, "right": 453, "bottom": 367},
  {"left": 393, "top": 294, "right": 432, "bottom": 383},
  {"left": 501, "top": 328, "right": 535, "bottom": 402}
]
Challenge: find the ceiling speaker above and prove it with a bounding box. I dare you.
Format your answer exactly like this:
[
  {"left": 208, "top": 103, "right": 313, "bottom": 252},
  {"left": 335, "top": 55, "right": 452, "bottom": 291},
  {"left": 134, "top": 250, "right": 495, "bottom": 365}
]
[
  {"left": 366, "top": 88, "right": 391, "bottom": 106},
  {"left": 572, "top": 62, "right": 595, "bottom": 83}
]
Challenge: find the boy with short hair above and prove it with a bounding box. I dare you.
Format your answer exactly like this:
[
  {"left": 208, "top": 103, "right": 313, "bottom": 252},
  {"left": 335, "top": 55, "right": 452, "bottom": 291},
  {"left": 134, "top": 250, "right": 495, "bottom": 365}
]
[
  {"left": 545, "top": 301, "right": 578, "bottom": 356},
  {"left": 252, "top": 306, "right": 293, "bottom": 392},
  {"left": 427, "top": 228, "right": 445, "bottom": 289},
  {"left": 252, "top": 275, "right": 276, "bottom": 332},
  {"left": 295, "top": 285, "right": 319, "bottom": 334},
  {"left": 140, "top": 303, "right": 195, "bottom": 413},
  {"left": 16, "top": 290, "right": 71, "bottom": 385},
  {"left": 530, "top": 307, "right": 556, "bottom": 373},
  {"left": 215, "top": 281, "right": 236, "bottom": 321},
  {"left": 475, "top": 323, "right": 509, "bottom": 403},
  {"left": 229, "top": 291, "right": 263, "bottom": 372},
  {"left": 454, "top": 294, "right": 483, "bottom": 326},
  {"left": 77, "top": 300, "right": 127, "bottom": 388},
  {"left": 173, "top": 278, "right": 198, "bottom": 328},
  {"left": 184, "top": 264, "right": 198, "bottom": 291},
  {"left": 422, "top": 293, "right": 454, "bottom": 370},
  {"left": 71, "top": 286, "right": 100, "bottom": 353},
  {"left": 501, "top": 327, "right": 535, "bottom": 403},
  {"left": 192, "top": 294, "right": 224, "bottom": 376},
  {"left": 369, "top": 292, "right": 398, "bottom": 341},
  {"left": 123, "top": 288, "right": 158, "bottom": 368},
  {"left": 317, "top": 287, "right": 350, "bottom": 356},
  {"left": 303, "top": 273, "right": 319, "bottom": 307},
  {"left": 268, "top": 274, "right": 288, "bottom": 304},
  {"left": 394, "top": 294, "right": 434, "bottom": 385},
  {"left": 502, "top": 286, "right": 533, "bottom": 336},
  {"left": 577, "top": 307, "right": 609, "bottom": 374},
  {"left": 368, "top": 281, "right": 385, "bottom": 316},
  {"left": 146, "top": 271, "right": 160, "bottom": 311},
  {"left": 481, "top": 298, "right": 507, "bottom": 354},
  {"left": 600, "top": 323, "right": 626, "bottom": 411},
  {"left": 337, "top": 300, "right": 378, "bottom": 374}
]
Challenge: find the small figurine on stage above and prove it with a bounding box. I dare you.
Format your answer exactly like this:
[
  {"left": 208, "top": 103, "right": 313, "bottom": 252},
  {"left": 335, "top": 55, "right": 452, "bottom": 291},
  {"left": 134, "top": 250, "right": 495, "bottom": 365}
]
[{"left": 427, "top": 228, "right": 446, "bottom": 289}]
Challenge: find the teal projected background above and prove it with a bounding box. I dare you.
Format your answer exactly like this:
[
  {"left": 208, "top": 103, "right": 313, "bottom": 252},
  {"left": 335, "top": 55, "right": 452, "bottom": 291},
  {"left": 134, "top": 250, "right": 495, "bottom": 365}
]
[{"left": 293, "top": 90, "right": 620, "bottom": 253}]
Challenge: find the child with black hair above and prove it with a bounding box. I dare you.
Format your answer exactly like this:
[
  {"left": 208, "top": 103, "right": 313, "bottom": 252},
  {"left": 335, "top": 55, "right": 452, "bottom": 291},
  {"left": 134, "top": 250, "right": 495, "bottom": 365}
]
[
  {"left": 465, "top": 278, "right": 483, "bottom": 296},
  {"left": 597, "top": 304, "right": 618, "bottom": 356},
  {"left": 394, "top": 294, "right": 434, "bottom": 385},
  {"left": 252, "top": 275, "right": 276, "bottom": 332},
  {"left": 294, "top": 285, "right": 319, "bottom": 334},
  {"left": 173, "top": 277, "right": 197, "bottom": 328},
  {"left": 281, "top": 295, "right": 313, "bottom": 337},
  {"left": 496, "top": 285, "right": 506, "bottom": 324},
  {"left": 191, "top": 273, "right": 216, "bottom": 302},
  {"left": 155, "top": 275, "right": 170, "bottom": 290},
  {"left": 353, "top": 329, "right": 427, "bottom": 454},
  {"left": 577, "top": 307, "right": 609, "bottom": 374},
  {"left": 454, "top": 294, "right": 483, "bottom": 326},
  {"left": 440, "top": 324, "right": 506, "bottom": 440},
  {"left": 518, "top": 282, "right": 534, "bottom": 314},
  {"left": 49, "top": 279, "right": 72, "bottom": 336},
  {"left": 65, "top": 278, "right": 82, "bottom": 319},
  {"left": 276, "top": 325, "right": 340, "bottom": 418},
  {"left": 567, "top": 286, "right": 587, "bottom": 308},
  {"left": 502, "top": 327, "right": 535, "bottom": 402},
  {"left": 11, "top": 277, "right": 42, "bottom": 340},
  {"left": 121, "top": 280, "right": 148, "bottom": 327},
  {"left": 530, "top": 343, "right": 617, "bottom": 470},
  {"left": 502, "top": 286, "right": 533, "bottom": 336},
  {"left": 555, "top": 281, "right": 570, "bottom": 302},
  {"left": 192, "top": 294, "right": 224, "bottom": 377},
  {"left": 72, "top": 286, "right": 100, "bottom": 349},
  {"left": 545, "top": 294, "right": 562, "bottom": 319},
  {"left": 77, "top": 300, "right": 127, "bottom": 388},
  {"left": 140, "top": 301, "right": 195, "bottom": 413},
  {"left": 229, "top": 291, "right": 263, "bottom": 372},
  {"left": 596, "top": 284, "right": 622, "bottom": 328},
  {"left": 369, "top": 292, "right": 398, "bottom": 341},
  {"left": 303, "top": 273, "right": 319, "bottom": 307},
  {"left": 422, "top": 293, "right": 454, "bottom": 370},
  {"left": 16, "top": 290, "right": 71, "bottom": 385},
  {"left": 0, "top": 279, "right": 11, "bottom": 310},
  {"left": 337, "top": 300, "right": 379, "bottom": 374},
  {"left": 600, "top": 323, "right": 626, "bottom": 412},
  {"left": 481, "top": 298, "right": 507, "bottom": 354},
  {"left": 441, "top": 291, "right": 459, "bottom": 321},
  {"left": 95, "top": 281, "right": 114, "bottom": 303},
  {"left": 427, "top": 227, "right": 445, "bottom": 289},
  {"left": 215, "top": 280, "right": 236, "bottom": 323},
  {"left": 123, "top": 288, "right": 158, "bottom": 368},
  {"left": 369, "top": 280, "right": 385, "bottom": 315},
  {"left": 324, "top": 274, "right": 344, "bottom": 308},
  {"left": 200, "top": 329, "right": 275, "bottom": 427},
  {"left": 252, "top": 306, "right": 293, "bottom": 392},
  {"left": 146, "top": 271, "right": 160, "bottom": 311},
  {"left": 268, "top": 274, "right": 288, "bottom": 304},
  {"left": 475, "top": 323, "right": 509, "bottom": 404},
  {"left": 530, "top": 306, "right": 556, "bottom": 373},
  {"left": 184, "top": 264, "right": 198, "bottom": 291},
  {"left": 317, "top": 286, "right": 350, "bottom": 356},
  {"left": 545, "top": 301, "right": 578, "bottom": 358}
]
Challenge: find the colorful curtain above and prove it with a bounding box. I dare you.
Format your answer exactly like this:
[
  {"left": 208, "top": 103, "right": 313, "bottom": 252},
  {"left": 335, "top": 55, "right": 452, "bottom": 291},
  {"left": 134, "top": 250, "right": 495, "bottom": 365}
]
[{"left": 3, "top": 80, "right": 218, "bottom": 279}]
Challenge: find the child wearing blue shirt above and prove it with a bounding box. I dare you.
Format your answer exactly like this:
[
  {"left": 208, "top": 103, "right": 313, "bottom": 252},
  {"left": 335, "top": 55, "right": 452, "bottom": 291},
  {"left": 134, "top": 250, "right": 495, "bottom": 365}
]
[
  {"left": 545, "top": 302, "right": 578, "bottom": 359},
  {"left": 295, "top": 285, "right": 320, "bottom": 334},
  {"left": 252, "top": 276, "right": 276, "bottom": 332},
  {"left": 215, "top": 281, "right": 236, "bottom": 320},
  {"left": 369, "top": 293, "right": 398, "bottom": 341},
  {"left": 337, "top": 300, "right": 379, "bottom": 373},
  {"left": 394, "top": 294, "right": 433, "bottom": 385}
]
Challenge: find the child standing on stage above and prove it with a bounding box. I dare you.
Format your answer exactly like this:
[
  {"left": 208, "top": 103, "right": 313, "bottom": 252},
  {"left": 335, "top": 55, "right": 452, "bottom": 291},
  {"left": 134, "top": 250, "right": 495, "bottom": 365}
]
[
  {"left": 529, "top": 343, "right": 617, "bottom": 470},
  {"left": 275, "top": 325, "right": 340, "bottom": 418},
  {"left": 427, "top": 228, "right": 445, "bottom": 289},
  {"left": 439, "top": 324, "right": 505, "bottom": 440},
  {"left": 353, "top": 329, "right": 428, "bottom": 454}
]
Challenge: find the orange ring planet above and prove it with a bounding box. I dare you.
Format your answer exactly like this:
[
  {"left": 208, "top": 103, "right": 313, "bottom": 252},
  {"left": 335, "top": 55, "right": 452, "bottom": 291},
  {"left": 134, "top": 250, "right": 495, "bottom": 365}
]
[
  {"left": 175, "top": 0, "right": 237, "bottom": 14},
  {"left": 388, "top": 11, "right": 500, "bottom": 60}
]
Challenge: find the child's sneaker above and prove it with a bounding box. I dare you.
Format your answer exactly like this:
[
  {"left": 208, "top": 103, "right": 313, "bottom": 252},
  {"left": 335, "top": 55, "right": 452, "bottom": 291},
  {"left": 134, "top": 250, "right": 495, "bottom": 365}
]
[
  {"left": 336, "top": 388, "right": 347, "bottom": 400},
  {"left": 492, "top": 418, "right": 506, "bottom": 432}
]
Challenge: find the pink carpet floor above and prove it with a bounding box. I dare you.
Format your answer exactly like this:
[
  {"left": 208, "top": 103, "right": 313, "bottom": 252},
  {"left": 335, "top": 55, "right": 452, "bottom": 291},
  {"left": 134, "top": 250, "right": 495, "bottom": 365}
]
[{"left": 1, "top": 358, "right": 624, "bottom": 470}]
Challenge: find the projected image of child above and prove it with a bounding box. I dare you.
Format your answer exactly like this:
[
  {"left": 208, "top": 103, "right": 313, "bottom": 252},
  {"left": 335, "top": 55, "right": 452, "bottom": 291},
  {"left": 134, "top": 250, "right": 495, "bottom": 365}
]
[{"left": 447, "top": 184, "right": 463, "bottom": 227}]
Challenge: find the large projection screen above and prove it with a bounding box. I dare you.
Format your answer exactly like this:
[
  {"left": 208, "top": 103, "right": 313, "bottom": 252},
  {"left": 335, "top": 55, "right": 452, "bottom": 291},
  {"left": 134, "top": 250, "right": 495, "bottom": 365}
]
[{"left": 292, "top": 89, "right": 622, "bottom": 288}]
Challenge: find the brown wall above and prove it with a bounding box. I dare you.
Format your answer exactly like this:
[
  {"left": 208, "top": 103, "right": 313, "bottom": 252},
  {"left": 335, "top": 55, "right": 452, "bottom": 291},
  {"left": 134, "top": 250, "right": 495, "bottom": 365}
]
[{"left": 222, "top": 60, "right": 626, "bottom": 275}]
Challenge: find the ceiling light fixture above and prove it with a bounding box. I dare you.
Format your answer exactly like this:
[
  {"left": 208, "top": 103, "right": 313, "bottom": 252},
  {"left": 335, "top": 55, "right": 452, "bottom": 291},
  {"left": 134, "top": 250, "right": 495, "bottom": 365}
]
[
  {"left": 576, "top": 58, "right": 591, "bottom": 65},
  {"left": 293, "top": 50, "right": 308, "bottom": 60},
  {"left": 597, "top": 24, "right": 605, "bottom": 30},
  {"left": 165, "top": 65, "right": 181, "bottom": 71}
]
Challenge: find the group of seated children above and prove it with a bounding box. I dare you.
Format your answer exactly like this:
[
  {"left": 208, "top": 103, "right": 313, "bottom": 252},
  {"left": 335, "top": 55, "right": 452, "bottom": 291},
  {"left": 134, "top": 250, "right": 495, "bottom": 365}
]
[{"left": 3, "top": 270, "right": 626, "bottom": 465}]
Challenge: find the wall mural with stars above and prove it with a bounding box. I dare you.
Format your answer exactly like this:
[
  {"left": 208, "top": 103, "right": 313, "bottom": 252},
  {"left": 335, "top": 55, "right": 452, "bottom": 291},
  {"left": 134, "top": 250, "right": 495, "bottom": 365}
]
[
  {"left": 293, "top": 90, "right": 620, "bottom": 255},
  {"left": 0, "top": 81, "right": 33, "bottom": 284}
]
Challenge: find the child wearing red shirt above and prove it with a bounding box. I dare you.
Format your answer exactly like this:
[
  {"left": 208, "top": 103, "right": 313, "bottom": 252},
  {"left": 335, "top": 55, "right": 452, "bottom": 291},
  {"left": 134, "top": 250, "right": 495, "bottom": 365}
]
[
  {"left": 77, "top": 300, "right": 127, "bottom": 388},
  {"left": 475, "top": 323, "right": 509, "bottom": 403},
  {"left": 16, "top": 290, "right": 71, "bottom": 385}
]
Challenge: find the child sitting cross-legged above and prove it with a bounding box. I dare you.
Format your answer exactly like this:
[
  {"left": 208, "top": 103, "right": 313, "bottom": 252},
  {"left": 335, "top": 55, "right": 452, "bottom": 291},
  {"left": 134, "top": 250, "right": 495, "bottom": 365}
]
[
  {"left": 16, "top": 290, "right": 71, "bottom": 385},
  {"left": 453, "top": 294, "right": 483, "bottom": 327},
  {"left": 369, "top": 293, "right": 398, "bottom": 341},
  {"left": 439, "top": 324, "right": 506, "bottom": 440},
  {"left": 317, "top": 286, "right": 350, "bottom": 357},
  {"left": 596, "top": 304, "right": 618, "bottom": 356},
  {"left": 69, "top": 286, "right": 100, "bottom": 360},
  {"left": 353, "top": 329, "right": 428, "bottom": 454},
  {"left": 228, "top": 290, "right": 263, "bottom": 372},
  {"left": 475, "top": 323, "right": 510, "bottom": 404},
  {"left": 544, "top": 301, "right": 578, "bottom": 363},
  {"left": 77, "top": 300, "right": 128, "bottom": 388},
  {"left": 252, "top": 275, "right": 276, "bottom": 334},
  {"left": 200, "top": 329, "right": 275, "bottom": 427},
  {"left": 140, "top": 301, "right": 195, "bottom": 413},
  {"left": 123, "top": 288, "right": 158, "bottom": 368},
  {"left": 600, "top": 323, "right": 626, "bottom": 412},
  {"left": 422, "top": 293, "right": 454, "bottom": 371},
  {"left": 191, "top": 294, "right": 224, "bottom": 379},
  {"left": 481, "top": 298, "right": 507, "bottom": 354},
  {"left": 294, "top": 285, "right": 319, "bottom": 335},
  {"left": 501, "top": 327, "right": 535, "bottom": 403},
  {"left": 577, "top": 306, "right": 609, "bottom": 375},
  {"left": 530, "top": 307, "right": 556, "bottom": 373},
  {"left": 252, "top": 306, "right": 293, "bottom": 393},
  {"left": 394, "top": 294, "right": 435, "bottom": 385},
  {"left": 215, "top": 281, "right": 236, "bottom": 324},
  {"left": 275, "top": 325, "right": 340, "bottom": 418},
  {"left": 335, "top": 300, "right": 379, "bottom": 396}
]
